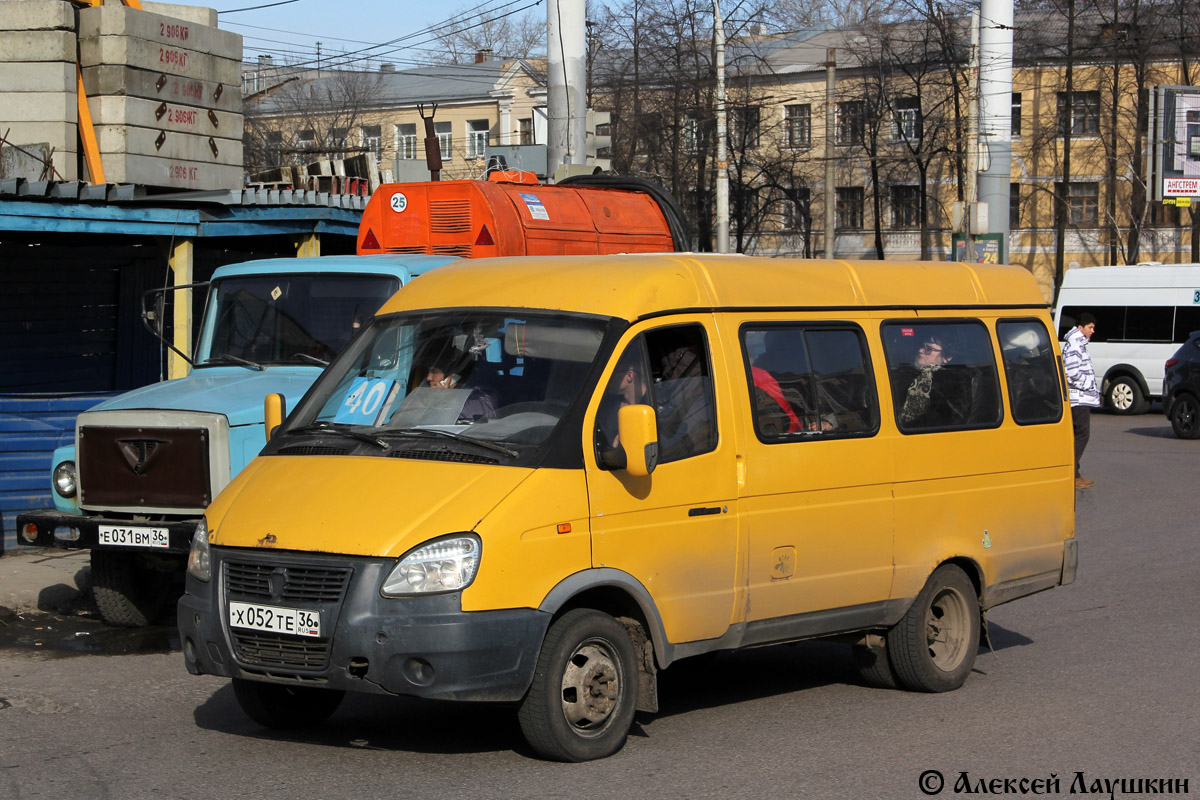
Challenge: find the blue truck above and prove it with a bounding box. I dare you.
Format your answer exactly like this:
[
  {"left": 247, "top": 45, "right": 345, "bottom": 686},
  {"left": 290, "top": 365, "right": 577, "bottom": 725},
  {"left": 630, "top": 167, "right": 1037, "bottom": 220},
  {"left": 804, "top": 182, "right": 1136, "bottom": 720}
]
[{"left": 15, "top": 253, "right": 457, "bottom": 625}]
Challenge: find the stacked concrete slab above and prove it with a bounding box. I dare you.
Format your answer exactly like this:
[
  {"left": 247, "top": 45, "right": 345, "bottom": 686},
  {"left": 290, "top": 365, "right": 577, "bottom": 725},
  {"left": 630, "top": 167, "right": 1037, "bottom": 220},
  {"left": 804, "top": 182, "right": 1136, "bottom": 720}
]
[
  {"left": 0, "top": 1, "right": 80, "bottom": 181},
  {"left": 0, "top": 1, "right": 243, "bottom": 190},
  {"left": 79, "top": 3, "right": 243, "bottom": 190}
]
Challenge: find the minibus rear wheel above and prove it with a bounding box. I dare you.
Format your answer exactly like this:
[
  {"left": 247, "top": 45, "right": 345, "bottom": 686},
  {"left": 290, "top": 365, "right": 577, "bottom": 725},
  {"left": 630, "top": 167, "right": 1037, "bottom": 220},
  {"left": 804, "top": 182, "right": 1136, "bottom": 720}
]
[
  {"left": 518, "top": 608, "right": 638, "bottom": 762},
  {"left": 887, "top": 565, "right": 980, "bottom": 693},
  {"left": 232, "top": 679, "right": 345, "bottom": 729}
]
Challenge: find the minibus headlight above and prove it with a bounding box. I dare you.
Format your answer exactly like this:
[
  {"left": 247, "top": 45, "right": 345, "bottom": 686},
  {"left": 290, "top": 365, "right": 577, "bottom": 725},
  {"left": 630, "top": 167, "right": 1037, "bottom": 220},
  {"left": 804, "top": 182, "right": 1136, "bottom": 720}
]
[
  {"left": 53, "top": 461, "right": 77, "bottom": 498},
  {"left": 381, "top": 535, "right": 480, "bottom": 596},
  {"left": 187, "top": 519, "right": 212, "bottom": 582}
]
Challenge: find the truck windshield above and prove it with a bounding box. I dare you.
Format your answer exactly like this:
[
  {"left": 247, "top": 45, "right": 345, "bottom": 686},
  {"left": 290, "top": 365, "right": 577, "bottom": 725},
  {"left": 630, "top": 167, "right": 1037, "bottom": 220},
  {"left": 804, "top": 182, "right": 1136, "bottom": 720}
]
[
  {"left": 197, "top": 274, "right": 400, "bottom": 367},
  {"left": 284, "top": 310, "right": 610, "bottom": 457}
]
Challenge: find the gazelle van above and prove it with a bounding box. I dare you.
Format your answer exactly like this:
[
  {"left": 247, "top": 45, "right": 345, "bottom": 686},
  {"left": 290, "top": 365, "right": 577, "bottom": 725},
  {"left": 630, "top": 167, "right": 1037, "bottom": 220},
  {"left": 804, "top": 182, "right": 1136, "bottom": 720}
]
[{"left": 179, "top": 254, "right": 1078, "bottom": 761}]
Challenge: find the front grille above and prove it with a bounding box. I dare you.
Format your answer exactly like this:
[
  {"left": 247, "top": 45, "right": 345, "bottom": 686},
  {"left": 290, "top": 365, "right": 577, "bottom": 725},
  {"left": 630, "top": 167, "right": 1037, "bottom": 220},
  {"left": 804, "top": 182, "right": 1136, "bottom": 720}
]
[
  {"left": 388, "top": 449, "right": 499, "bottom": 465},
  {"left": 78, "top": 425, "right": 211, "bottom": 508},
  {"left": 225, "top": 561, "right": 351, "bottom": 602},
  {"left": 430, "top": 200, "right": 471, "bottom": 231},
  {"left": 277, "top": 445, "right": 349, "bottom": 456},
  {"left": 231, "top": 630, "right": 331, "bottom": 670}
]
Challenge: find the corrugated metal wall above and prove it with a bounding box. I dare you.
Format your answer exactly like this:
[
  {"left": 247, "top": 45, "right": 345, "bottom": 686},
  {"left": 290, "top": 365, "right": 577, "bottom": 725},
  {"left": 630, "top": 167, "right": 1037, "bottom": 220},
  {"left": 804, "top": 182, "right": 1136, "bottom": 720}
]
[{"left": 0, "top": 393, "right": 116, "bottom": 551}]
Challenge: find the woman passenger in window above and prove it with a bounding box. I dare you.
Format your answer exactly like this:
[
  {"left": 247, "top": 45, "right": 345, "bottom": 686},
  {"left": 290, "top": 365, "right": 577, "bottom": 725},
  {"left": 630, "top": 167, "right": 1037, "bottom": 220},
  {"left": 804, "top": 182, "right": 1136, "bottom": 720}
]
[{"left": 900, "top": 335, "right": 955, "bottom": 426}]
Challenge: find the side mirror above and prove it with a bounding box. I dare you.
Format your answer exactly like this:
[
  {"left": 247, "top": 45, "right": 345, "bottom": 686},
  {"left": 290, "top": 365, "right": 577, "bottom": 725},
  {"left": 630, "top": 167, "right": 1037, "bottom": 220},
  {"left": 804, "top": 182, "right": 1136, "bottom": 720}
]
[
  {"left": 617, "top": 404, "right": 658, "bottom": 477},
  {"left": 264, "top": 393, "right": 286, "bottom": 441}
]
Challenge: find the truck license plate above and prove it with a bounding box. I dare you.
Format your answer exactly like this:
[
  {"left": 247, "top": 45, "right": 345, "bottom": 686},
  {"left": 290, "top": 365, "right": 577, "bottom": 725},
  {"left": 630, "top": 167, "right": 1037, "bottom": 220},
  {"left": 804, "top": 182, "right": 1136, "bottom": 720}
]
[
  {"left": 228, "top": 601, "right": 321, "bottom": 638},
  {"left": 98, "top": 525, "right": 169, "bottom": 549}
]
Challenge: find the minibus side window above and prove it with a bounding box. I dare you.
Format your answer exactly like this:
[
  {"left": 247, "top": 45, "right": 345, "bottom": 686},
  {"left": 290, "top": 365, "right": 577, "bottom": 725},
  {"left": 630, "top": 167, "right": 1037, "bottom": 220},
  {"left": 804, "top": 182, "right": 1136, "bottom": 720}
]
[
  {"left": 594, "top": 324, "right": 717, "bottom": 468},
  {"left": 997, "top": 319, "right": 1064, "bottom": 425},
  {"left": 882, "top": 321, "right": 1003, "bottom": 433},
  {"left": 740, "top": 324, "right": 879, "bottom": 442}
]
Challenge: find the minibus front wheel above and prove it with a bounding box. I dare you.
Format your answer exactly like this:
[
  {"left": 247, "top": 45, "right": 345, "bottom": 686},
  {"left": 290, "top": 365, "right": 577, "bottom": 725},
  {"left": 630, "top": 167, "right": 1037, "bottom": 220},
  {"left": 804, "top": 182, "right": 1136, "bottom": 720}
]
[
  {"left": 518, "top": 608, "right": 638, "bottom": 762},
  {"left": 887, "top": 565, "right": 980, "bottom": 693}
]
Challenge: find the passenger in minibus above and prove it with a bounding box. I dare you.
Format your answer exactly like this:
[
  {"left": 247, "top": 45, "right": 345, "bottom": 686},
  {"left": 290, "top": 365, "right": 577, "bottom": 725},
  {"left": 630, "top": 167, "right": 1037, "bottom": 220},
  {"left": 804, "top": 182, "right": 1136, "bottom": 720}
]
[{"left": 899, "top": 335, "right": 956, "bottom": 426}]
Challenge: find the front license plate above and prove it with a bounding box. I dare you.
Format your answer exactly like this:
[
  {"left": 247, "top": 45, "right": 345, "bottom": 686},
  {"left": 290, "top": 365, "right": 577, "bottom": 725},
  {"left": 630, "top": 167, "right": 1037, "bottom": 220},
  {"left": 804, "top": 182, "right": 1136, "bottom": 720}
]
[
  {"left": 228, "top": 601, "right": 321, "bottom": 638},
  {"left": 98, "top": 525, "right": 169, "bottom": 549}
]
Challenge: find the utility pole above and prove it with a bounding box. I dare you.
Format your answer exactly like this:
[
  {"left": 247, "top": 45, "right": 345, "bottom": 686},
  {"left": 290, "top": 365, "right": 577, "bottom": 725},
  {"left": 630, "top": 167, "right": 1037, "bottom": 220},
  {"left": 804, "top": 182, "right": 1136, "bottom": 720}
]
[
  {"left": 824, "top": 48, "right": 836, "bottom": 258},
  {"left": 715, "top": 0, "right": 729, "bottom": 253},
  {"left": 547, "top": 0, "right": 587, "bottom": 176},
  {"left": 977, "top": 0, "right": 1014, "bottom": 262},
  {"left": 965, "top": 10, "right": 980, "bottom": 249}
]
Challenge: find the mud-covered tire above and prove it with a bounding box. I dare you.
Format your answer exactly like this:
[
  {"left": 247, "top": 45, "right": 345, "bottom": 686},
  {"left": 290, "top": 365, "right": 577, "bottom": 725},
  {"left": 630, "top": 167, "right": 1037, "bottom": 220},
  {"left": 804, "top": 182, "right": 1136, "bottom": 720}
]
[
  {"left": 887, "top": 564, "right": 980, "bottom": 693},
  {"left": 1170, "top": 394, "right": 1200, "bottom": 439},
  {"left": 1106, "top": 376, "right": 1147, "bottom": 415},
  {"left": 852, "top": 641, "right": 901, "bottom": 690},
  {"left": 90, "top": 550, "right": 170, "bottom": 627},
  {"left": 517, "top": 609, "right": 638, "bottom": 762},
  {"left": 232, "top": 679, "right": 345, "bottom": 729}
]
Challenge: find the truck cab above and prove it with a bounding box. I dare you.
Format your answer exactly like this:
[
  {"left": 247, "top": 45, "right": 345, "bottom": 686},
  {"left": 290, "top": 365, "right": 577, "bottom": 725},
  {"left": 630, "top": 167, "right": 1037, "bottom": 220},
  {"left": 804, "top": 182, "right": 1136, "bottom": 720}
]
[{"left": 16, "top": 254, "right": 457, "bottom": 625}]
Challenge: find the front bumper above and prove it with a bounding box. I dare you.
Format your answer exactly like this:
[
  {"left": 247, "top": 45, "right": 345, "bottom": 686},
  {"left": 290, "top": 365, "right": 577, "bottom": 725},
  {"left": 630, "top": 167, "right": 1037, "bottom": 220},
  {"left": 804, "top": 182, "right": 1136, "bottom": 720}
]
[
  {"left": 14, "top": 510, "right": 199, "bottom": 554},
  {"left": 178, "top": 546, "right": 551, "bottom": 703}
]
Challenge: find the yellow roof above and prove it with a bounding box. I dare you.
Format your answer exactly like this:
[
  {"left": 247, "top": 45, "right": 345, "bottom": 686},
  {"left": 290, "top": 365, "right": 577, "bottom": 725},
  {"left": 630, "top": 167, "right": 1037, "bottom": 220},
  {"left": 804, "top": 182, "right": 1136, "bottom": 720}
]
[{"left": 378, "top": 254, "right": 1047, "bottom": 320}]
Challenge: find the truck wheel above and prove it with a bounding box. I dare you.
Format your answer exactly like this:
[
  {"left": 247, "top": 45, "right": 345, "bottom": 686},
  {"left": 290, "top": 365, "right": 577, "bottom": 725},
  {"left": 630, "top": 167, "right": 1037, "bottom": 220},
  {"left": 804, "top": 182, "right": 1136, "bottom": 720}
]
[
  {"left": 887, "top": 564, "right": 980, "bottom": 693},
  {"left": 852, "top": 641, "right": 900, "bottom": 690},
  {"left": 1170, "top": 394, "right": 1200, "bottom": 439},
  {"left": 90, "top": 550, "right": 169, "bottom": 627},
  {"left": 232, "top": 679, "right": 344, "bottom": 729},
  {"left": 1106, "top": 376, "right": 1146, "bottom": 415},
  {"left": 517, "top": 609, "right": 638, "bottom": 762}
]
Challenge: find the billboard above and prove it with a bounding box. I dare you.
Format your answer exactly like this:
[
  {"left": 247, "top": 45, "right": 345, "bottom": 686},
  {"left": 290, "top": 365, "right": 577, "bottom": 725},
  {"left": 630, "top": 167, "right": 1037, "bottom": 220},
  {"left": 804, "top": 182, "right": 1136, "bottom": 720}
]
[{"left": 1153, "top": 86, "right": 1200, "bottom": 204}]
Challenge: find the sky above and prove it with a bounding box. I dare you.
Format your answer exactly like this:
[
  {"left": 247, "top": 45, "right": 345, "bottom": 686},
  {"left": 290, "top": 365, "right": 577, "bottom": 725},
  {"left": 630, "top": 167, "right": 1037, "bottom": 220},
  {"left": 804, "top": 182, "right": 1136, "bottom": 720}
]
[{"left": 173, "top": 0, "right": 545, "bottom": 69}]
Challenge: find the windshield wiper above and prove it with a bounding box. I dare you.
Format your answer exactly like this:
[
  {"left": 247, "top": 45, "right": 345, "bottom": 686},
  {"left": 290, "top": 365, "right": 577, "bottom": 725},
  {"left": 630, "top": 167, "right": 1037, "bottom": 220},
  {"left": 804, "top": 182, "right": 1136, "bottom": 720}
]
[
  {"left": 201, "top": 354, "right": 264, "bottom": 371},
  {"left": 291, "top": 353, "right": 330, "bottom": 366},
  {"left": 285, "top": 421, "right": 388, "bottom": 449},
  {"left": 381, "top": 427, "right": 519, "bottom": 459}
]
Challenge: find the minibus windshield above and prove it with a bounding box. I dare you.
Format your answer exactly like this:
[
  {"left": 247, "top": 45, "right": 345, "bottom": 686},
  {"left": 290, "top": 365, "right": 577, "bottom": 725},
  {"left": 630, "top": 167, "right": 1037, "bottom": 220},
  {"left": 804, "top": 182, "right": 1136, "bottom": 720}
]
[{"left": 283, "top": 310, "right": 610, "bottom": 458}]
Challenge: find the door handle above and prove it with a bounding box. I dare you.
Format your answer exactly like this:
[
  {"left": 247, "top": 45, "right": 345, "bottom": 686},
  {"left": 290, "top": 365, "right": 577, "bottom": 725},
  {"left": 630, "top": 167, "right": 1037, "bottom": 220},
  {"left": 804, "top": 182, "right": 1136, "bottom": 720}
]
[{"left": 687, "top": 506, "right": 724, "bottom": 517}]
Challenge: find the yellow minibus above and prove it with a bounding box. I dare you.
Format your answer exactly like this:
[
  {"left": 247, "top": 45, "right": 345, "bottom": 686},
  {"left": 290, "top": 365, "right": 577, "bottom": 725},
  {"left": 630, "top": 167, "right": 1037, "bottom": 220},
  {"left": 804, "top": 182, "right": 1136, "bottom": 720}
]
[{"left": 179, "top": 254, "right": 1077, "bottom": 761}]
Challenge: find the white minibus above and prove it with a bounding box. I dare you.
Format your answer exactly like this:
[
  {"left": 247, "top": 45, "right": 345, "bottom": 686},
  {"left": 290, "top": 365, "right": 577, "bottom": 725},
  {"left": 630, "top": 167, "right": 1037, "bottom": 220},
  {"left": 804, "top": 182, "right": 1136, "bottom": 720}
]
[{"left": 1054, "top": 264, "right": 1200, "bottom": 413}]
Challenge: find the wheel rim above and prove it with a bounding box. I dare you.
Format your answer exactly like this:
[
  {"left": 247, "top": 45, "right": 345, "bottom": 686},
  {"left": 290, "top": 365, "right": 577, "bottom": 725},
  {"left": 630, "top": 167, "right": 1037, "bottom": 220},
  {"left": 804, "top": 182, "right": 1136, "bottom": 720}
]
[
  {"left": 925, "top": 586, "right": 971, "bottom": 672},
  {"left": 560, "top": 638, "right": 623, "bottom": 737},
  {"left": 1176, "top": 399, "right": 1198, "bottom": 435},
  {"left": 1111, "top": 382, "right": 1134, "bottom": 411}
]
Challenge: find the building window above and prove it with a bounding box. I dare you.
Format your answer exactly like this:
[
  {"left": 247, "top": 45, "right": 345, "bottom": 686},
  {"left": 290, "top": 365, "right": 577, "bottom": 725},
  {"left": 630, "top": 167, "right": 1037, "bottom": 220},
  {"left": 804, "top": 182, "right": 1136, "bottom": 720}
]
[
  {"left": 836, "top": 187, "right": 864, "bottom": 229},
  {"left": 297, "top": 128, "right": 315, "bottom": 155},
  {"left": 395, "top": 123, "right": 416, "bottom": 160},
  {"left": 1010, "top": 183, "right": 1021, "bottom": 228},
  {"left": 1011, "top": 93, "right": 1022, "bottom": 137},
  {"left": 683, "top": 113, "right": 702, "bottom": 154},
  {"left": 837, "top": 101, "right": 865, "bottom": 145},
  {"left": 783, "top": 186, "right": 811, "bottom": 232},
  {"left": 1057, "top": 91, "right": 1101, "bottom": 135},
  {"left": 435, "top": 121, "right": 453, "bottom": 161},
  {"left": 891, "top": 98, "right": 921, "bottom": 142},
  {"left": 330, "top": 128, "right": 348, "bottom": 160},
  {"left": 732, "top": 106, "right": 760, "bottom": 149},
  {"left": 265, "top": 130, "right": 283, "bottom": 164},
  {"left": 1058, "top": 181, "right": 1099, "bottom": 224},
  {"left": 785, "top": 104, "right": 811, "bottom": 148},
  {"left": 361, "top": 125, "right": 382, "bottom": 160},
  {"left": 467, "top": 119, "right": 489, "bottom": 159},
  {"left": 891, "top": 185, "right": 920, "bottom": 228},
  {"left": 519, "top": 117, "right": 533, "bottom": 145}
]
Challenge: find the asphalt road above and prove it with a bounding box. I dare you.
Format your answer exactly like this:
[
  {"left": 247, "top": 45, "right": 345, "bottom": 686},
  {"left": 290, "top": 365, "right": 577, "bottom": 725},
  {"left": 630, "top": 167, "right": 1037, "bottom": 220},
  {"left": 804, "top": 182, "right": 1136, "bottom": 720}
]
[{"left": 1, "top": 411, "right": 1196, "bottom": 800}]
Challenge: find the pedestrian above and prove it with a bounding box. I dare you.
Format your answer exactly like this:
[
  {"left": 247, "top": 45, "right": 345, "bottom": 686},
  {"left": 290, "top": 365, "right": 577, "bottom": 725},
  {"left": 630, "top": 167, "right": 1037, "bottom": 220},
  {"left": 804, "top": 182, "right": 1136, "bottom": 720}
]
[{"left": 1063, "top": 312, "right": 1101, "bottom": 488}]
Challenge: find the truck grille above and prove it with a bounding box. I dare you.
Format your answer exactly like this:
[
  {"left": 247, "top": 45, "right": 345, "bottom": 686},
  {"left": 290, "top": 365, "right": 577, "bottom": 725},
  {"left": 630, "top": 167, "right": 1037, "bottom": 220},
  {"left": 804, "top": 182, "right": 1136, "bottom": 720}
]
[
  {"left": 78, "top": 425, "right": 211, "bottom": 508},
  {"left": 429, "top": 200, "right": 471, "bottom": 231}
]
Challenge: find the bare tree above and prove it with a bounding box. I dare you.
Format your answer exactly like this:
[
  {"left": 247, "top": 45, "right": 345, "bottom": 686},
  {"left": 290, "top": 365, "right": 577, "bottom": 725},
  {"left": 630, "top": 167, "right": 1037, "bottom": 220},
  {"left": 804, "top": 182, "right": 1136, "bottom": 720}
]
[
  {"left": 422, "top": 6, "right": 547, "bottom": 64},
  {"left": 243, "top": 69, "right": 385, "bottom": 175}
]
